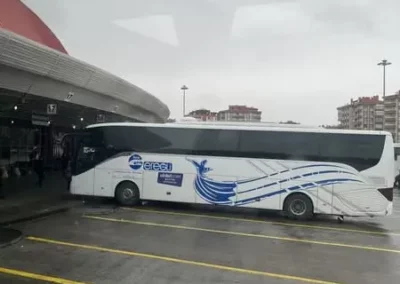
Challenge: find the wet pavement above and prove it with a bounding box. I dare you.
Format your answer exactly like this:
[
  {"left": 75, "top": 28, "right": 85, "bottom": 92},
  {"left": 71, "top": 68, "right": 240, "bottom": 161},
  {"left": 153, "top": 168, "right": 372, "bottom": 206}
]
[
  {"left": 1, "top": 192, "right": 400, "bottom": 283},
  {"left": 0, "top": 171, "right": 76, "bottom": 225},
  {"left": 0, "top": 228, "right": 22, "bottom": 248}
]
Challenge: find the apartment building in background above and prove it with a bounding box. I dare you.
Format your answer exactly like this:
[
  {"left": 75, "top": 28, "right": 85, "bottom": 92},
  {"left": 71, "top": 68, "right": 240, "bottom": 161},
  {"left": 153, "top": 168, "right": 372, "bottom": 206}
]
[
  {"left": 337, "top": 96, "right": 384, "bottom": 130},
  {"left": 187, "top": 109, "right": 218, "bottom": 121},
  {"left": 337, "top": 104, "right": 355, "bottom": 129},
  {"left": 188, "top": 105, "right": 262, "bottom": 122},
  {"left": 217, "top": 105, "right": 262, "bottom": 122},
  {"left": 383, "top": 91, "right": 400, "bottom": 142}
]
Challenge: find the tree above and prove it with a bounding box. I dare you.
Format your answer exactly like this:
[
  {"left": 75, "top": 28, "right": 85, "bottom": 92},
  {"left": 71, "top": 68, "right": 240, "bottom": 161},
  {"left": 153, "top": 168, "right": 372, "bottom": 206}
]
[{"left": 280, "top": 120, "right": 299, "bottom": 124}]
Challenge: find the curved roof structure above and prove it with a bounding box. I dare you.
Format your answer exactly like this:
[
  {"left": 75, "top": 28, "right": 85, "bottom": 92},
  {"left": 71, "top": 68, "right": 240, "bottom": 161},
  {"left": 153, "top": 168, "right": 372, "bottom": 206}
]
[
  {"left": 0, "top": 0, "right": 170, "bottom": 123},
  {"left": 0, "top": 28, "right": 170, "bottom": 122},
  {"left": 0, "top": 0, "right": 67, "bottom": 54}
]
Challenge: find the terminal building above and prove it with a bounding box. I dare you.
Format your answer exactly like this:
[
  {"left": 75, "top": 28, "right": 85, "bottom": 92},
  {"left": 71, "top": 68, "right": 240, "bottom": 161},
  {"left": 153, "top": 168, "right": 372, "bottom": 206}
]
[{"left": 0, "top": 0, "right": 169, "bottom": 172}]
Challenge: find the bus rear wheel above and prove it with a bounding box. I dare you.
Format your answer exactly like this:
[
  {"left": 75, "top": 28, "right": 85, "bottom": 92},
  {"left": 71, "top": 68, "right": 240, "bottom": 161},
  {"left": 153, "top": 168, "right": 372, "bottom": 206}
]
[
  {"left": 115, "top": 181, "right": 140, "bottom": 206},
  {"left": 284, "top": 193, "right": 313, "bottom": 220}
]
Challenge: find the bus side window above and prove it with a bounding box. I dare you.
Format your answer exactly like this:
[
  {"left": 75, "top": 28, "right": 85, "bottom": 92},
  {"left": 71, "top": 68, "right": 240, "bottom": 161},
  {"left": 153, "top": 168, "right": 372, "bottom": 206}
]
[
  {"left": 195, "top": 129, "right": 240, "bottom": 156},
  {"left": 238, "top": 130, "right": 319, "bottom": 160}
]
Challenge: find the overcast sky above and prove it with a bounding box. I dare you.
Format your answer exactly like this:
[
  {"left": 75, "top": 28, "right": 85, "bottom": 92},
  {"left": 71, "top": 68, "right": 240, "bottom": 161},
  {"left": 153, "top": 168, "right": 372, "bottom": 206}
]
[{"left": 23, "top": 0, "right": 400, "bottom": 124}]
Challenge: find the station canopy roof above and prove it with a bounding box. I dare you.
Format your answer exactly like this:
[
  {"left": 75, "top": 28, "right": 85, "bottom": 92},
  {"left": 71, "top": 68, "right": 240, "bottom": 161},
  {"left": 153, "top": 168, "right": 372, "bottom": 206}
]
[{"left": 0, "top": 29, "right": 170, "bottom": 125}]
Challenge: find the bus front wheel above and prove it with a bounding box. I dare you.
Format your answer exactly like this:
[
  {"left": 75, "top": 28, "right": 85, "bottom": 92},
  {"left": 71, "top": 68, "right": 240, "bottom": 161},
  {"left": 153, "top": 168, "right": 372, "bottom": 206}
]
[
  {"left": 284, "top": 193, "right": 314, "bottom": 220},
  {"left": 115, "top": 181, "right": 140, "bottom": 206}
]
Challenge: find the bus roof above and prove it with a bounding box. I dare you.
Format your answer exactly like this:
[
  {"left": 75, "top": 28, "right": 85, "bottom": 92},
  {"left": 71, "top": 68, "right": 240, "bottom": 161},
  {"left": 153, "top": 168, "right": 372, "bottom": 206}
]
[{"left": 86, "top": 122, "right": 391, "bottom": 136}]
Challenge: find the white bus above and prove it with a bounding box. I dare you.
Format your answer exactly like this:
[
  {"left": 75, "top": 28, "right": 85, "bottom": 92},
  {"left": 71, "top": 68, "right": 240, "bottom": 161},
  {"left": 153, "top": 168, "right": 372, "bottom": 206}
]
[{"left": 69, "top": 122, "right": 394, "bottom": 220}]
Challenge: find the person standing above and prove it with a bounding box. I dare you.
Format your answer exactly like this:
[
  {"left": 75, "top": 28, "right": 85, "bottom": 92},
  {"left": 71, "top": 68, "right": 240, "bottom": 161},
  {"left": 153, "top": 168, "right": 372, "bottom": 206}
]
[
  {"left": 61, "top": 141, "right": 72, "bottom": 191},
  {"left": 0, "top": 166, "right": 7, "bottom": 199},
  {"left": 0, "top": 172, "right": 4, "bottom": 199},
  {"left": 395, "top": 172, "right": 400, "bottom": 189},
  {"left": 30, "top": 145, "right": 44, "bottom": 187}
]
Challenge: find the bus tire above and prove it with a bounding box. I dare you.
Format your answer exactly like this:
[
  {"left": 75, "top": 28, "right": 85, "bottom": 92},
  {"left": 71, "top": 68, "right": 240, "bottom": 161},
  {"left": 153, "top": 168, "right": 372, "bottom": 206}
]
[
  {"left": 283, "top": 193, "right": 313, "bottom": 220},
  {"left": 115, "top": 181, "right": 140, "bottom": 206}
]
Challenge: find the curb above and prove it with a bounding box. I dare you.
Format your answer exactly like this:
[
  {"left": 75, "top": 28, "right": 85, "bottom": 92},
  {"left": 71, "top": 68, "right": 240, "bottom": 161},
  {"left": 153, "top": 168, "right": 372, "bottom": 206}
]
[
  {"left": 0, "top": 229, "right": 23, "bottom": 249},
  {"left": 0, "top": 206, "right": 70, "bottom": 226}
]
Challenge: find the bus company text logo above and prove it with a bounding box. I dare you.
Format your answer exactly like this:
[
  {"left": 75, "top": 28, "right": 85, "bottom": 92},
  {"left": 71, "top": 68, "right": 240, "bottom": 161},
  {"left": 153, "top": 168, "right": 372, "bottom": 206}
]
[{"left": 128, "top": 154, "right": 173, "bottom": 172}]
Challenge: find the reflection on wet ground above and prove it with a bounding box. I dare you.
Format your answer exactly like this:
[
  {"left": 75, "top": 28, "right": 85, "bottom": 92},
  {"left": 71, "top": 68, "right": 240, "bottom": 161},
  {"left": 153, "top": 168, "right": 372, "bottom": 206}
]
[{"left": 1, "top": 191, "right": 400, "bottom": 284}]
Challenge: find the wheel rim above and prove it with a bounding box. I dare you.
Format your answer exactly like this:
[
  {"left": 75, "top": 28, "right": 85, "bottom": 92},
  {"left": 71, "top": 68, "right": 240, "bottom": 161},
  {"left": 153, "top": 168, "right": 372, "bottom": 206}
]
[
  {"left": 290, "top": 199, "right": 307, "bottom": 216},
  {"left": 122, "top": 188, "right": 134, "bottom": 200}
]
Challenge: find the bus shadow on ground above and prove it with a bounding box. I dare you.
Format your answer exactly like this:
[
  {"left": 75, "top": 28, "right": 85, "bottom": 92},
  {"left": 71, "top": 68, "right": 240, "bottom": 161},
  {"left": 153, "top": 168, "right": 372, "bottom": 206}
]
[
  {"left": 78, "top": 197, "right": 392, "bottom": 235},
  {"left": 139, "top": 201, "right": 392, "bottom": 234}
]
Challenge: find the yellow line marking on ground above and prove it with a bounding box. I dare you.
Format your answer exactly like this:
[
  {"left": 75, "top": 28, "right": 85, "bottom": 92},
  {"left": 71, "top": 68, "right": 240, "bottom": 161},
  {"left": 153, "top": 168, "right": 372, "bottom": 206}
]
[
  {"left": 85, "top": 215, "right": 400, "bottom": 255},
  {"left": 0, "top": 267, "right": 86, "bottom": 284},
  {"left": 122, "top": 207, "right": 399, "bottom": 236},
  {"left": 27, "top": 236, "right": 340, "bottom": 284}
]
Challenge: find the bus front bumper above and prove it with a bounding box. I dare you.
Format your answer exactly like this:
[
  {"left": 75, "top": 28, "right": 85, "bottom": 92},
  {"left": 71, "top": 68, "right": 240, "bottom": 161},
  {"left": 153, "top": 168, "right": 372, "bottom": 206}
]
[{"left": 385, "top": 202, "right": 393, "bottom": 216}]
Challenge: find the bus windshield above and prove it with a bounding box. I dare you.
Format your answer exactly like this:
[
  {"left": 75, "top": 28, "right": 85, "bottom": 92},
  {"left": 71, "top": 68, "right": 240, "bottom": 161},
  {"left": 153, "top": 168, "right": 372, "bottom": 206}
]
[{"left": 72, "top": 131, "right": 109, "bottom": 175}]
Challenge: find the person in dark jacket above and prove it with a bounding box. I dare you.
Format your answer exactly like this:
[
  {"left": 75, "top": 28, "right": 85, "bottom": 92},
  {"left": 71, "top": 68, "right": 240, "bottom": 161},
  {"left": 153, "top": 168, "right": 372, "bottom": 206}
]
[
  {"left": 0, "top": 166, "right": 6, "bottom": 199},
  {"left": 0, "top": 174, "right": 4, "bottom": 199},
  {"left": 395, "top": 172, "right": 400, "bottom": 189},
  {"left": 30, "top": 145, "right": 44, "bottom": 187},
  {"left": 61, "top": 141, "right": 72, "bottom": 191}
]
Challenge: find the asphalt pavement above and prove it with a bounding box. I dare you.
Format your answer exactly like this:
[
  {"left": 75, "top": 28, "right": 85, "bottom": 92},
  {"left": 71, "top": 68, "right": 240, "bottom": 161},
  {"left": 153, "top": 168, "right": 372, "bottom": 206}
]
[
  {"left": 1, "top": 191, "right": 400, "bottom": 284},
  {"left": 0, "top": 228, "right": 22, "bottom": 248}
]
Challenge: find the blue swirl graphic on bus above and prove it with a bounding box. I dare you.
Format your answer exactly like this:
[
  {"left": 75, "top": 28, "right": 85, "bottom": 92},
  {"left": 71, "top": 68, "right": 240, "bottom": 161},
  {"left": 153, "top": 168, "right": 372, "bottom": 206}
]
[
  {"left": 189, "top": 159, "right": 237, "bottom": 204},
  {"left": 188, "top": 159, "right": 364, "bottom": 206}
]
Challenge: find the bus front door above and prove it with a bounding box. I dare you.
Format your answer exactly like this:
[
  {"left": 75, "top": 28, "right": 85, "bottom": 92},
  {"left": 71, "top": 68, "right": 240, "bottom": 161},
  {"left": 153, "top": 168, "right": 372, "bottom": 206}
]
[{"left": 71, "top": 143, "right": 99, "bottom": 196}]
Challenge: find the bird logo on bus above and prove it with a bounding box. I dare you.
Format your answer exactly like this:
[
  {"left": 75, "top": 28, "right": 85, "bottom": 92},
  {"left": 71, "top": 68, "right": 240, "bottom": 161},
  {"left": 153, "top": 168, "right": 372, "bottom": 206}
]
[
  {"left": 188, "top": 158, "right": 364, "bottom": 206},
  {"left": 129, "top": 154, "right": 143, "bottom": 170}
]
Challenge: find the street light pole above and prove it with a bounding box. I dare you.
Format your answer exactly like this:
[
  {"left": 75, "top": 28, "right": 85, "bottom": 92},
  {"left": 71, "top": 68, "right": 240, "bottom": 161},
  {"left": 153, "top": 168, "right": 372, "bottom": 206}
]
[
  {"left": 181, "top": 85, "right": 188, "bottom": 117},
  {"left": 378, "top": 59, "right": 392, "bottom": 97}
]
